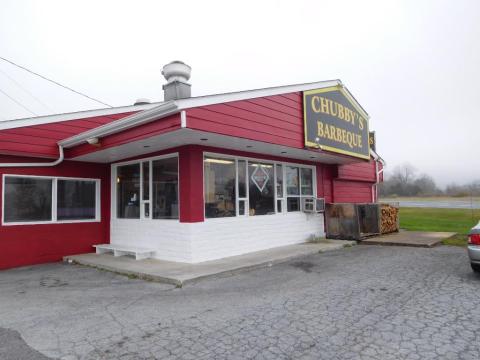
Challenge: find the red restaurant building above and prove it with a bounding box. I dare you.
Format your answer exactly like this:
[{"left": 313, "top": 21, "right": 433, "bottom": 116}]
[{"left": 0, "top": 61, "right": 384, "bottom": 269}]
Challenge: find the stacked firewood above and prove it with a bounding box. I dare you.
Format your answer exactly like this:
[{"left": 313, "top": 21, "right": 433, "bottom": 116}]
[{"left": 380, "top": 203, "right": 399, "bottom": 234}]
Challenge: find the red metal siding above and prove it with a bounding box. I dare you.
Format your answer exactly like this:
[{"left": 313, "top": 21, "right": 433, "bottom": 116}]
[
  {"left": 0, "top": 112, "right": 136, "bottom": 158},
  {"left": 333, "top": 180, "right": 373, "bottom": 203},
  {"left": 0, "top": 157, "right": 110, "bottom": 270},
  {"left": 337, "top": 161, "right": 376, "bottom": 182},
  {"left": 186, "top": 93, "right": 305, "bottom": 148},
  {"left": 321, "top": 165, "right": 335, "bottom": 203},
  {"left": 179, "top": 146, "right": 204, "bottom": 223}
]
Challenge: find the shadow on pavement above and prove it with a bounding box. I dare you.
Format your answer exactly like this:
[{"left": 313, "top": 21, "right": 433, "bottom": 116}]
[{"left": 0, "top": 327, "right": 52, "bottom": 360}]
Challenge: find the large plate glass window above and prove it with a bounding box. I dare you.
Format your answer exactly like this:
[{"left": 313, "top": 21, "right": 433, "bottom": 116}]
[
  {"left": 204, "top": 157, "right": 236, "bottom": 218},
  {"left": 248, "top": 162, "right": 274, "bottom": 216},
  {"left": 4, "top": 177, "right": 52, "bottom": 222},
  {"left": 152, "top": 157, "right": 179, "bottom": 219},
  {"left": 57, "top": 179, "right": 96, "bottom": 220},
  {"left": 202, "top": 154, "right": 315, "bottom": 218},
  {"left": 116, "top": 163, "right": 140, "bottom": 219},
  {"left": 115, "top": 155, "right": 179, "bottom": 220}
]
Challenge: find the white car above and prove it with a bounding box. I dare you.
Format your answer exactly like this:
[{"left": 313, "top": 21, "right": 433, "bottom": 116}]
[{"left": 468, "top": 221, "right": 480, "bottom": 272}]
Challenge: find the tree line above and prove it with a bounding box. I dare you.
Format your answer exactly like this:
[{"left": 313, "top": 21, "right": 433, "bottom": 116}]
[{"left": 379, "top": 163, "right": 480, "bottom": 197}]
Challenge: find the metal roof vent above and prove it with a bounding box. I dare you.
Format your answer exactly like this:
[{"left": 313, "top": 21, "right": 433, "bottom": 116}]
[
  {"left": 134, "top": 98, "right": 151, "bottom": 105},
  {"left": 161, "top": 61, "right": 191, "bottom": 101}
]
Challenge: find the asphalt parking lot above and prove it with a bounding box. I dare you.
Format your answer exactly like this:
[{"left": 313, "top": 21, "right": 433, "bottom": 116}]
[{"left": 1, "top": 245, "right": 479, "bottom": 360}]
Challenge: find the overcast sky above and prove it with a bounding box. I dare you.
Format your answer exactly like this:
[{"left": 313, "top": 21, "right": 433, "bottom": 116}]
[{"left": 0, "top": 0, "right": 479, "bottom": 186}]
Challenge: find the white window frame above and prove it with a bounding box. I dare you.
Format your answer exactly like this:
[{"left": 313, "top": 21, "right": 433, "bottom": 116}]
[
  {"left": 285, "top": 166, "right": 315, "bottom": 212},
  {"left": 235, "top": 158, "right": 248, "bottom": 217},
  {"left": 203, "top": 152, "right": 317, "bottom": 220},
  {"left": 275, "top": 163, "right": 285, "bottom": 214},
  {"left": 111, "top": 152, "right": 179, "bottom": 221},
  {"left": 2, "top": 174, "right": 101, "bottom": 226}
]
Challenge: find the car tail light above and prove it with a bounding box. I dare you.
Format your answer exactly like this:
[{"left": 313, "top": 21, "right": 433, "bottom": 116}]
[{"left": 468, "top": 234, "right": 480, "bottom": 245}]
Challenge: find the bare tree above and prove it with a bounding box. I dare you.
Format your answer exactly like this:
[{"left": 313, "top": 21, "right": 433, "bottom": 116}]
[
  {"left": 391, "top": 163, "right": 417, "bottom": 186},
  {"left": 379, "top": 164, "right": 441, "bottom": 197}
]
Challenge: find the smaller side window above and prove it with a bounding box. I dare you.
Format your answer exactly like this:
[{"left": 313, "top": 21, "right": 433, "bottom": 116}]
[
  {"left": 3, "top": 176, "right": 100, "bottom": 224},
  {"left": 4, "top": 177, "right": 53, "bottom": 223},
  {"left": 57, "top": 179, "right": 97, "bottom": 220}
]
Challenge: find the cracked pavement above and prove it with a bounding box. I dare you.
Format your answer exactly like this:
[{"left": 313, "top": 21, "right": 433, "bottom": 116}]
[{"left": 0, "top": 245, "right": 479, "bottom": 359}]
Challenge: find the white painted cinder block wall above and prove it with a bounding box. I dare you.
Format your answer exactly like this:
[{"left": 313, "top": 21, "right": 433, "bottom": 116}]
[
  {"left": 111, "top": 219, "right": 192, "bottom": 262},
  {"left": 111, "top": 213, "right": 325, "bottom": 263},
  {"left": 190, "top": 213, "right": 324, "bottom": 262}
]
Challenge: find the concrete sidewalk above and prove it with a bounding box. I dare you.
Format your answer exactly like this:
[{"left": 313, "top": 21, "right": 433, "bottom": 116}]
[
  {"left": 64, "top": 240, "right": 355, "bottom": 286},
  {"left": 360, "top": 230, "right": 455, "bottom": 248}
]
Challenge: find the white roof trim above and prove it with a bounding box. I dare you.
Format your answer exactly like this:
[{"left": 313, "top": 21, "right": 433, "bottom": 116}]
[
  {"left": 0, "top": 102, "right": 162, "bottom": 131},
  {"left": 175, "top": 79, "right": 342, "bottom": 110},
  {"left": 59, "top": 101, "right": 179, "bottom": 148},
  {"left": 371, "top": 149, "right": 386, "bottom": 165},
  {"left": 60, "top": 80, "right": 344, "bottom": 149}
]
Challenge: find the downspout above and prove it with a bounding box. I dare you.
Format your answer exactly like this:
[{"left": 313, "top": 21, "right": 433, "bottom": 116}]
[
  {"left": 372, "top": 161, "right": 378, "bottom": 202},
  {"left": 0, "top": 144, "right": 64, "bottom": 167},
  {"left": 373, "top": 161, "right": 384, "bottom": 202}
]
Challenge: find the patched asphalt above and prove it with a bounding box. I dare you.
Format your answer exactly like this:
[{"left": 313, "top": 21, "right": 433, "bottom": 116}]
[{"left": 0, "top": 245, "right": 479, "bottom": 359}]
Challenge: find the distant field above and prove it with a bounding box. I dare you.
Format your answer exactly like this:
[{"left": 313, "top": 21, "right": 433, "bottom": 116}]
[
  {"left": 383, "top": 196, "right": 480, "bottom": 202},
  {"left": 400, "top": 207, "right": 480, "bottom": 246},
  {"left": 381, "top": 196, "right": 480, "bottom": 209}
]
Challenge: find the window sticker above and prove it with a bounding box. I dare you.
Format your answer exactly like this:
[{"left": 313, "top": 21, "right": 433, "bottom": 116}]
[{"left": 250, "top": 164, "right": 270, "bottom": 192}]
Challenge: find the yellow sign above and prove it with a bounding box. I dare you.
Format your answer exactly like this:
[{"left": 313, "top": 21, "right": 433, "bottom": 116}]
[{"left": 303, "top": 86, "right": 370, "bottom": 160}]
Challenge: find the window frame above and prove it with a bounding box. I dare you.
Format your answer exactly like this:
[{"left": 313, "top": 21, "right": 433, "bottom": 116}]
[
  {"left": 111, "top": 152, "right": 179, "bottom": 221},
  {"left": 286, "top": 166, "right": 314, "bottom": 211},
  {"left": 203, "top": 152, "right": 317, "bottom": 220},
  {"left": 2, "top": 174, "right": 101, "bottom": 226}
]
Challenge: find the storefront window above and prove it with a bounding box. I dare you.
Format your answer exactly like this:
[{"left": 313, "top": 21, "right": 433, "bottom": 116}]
[
  {"left": 276, "top": 164, "right": 284, "bottom": 198},
  {"left": 203, "top": 154, "right": 315, "bottom": 218},
  {"left": 141, "top": 162, "right": 150, "bottom": 218},
  {"left": 57, "top": 180, "right": 96, "bottom": 220},
  {"left": 142, "top": 162, "right": 150, "bottom": 201},
  {"left": 152, "top": 157, "right": 178, "bottom": 219},
  {"left": 204, "top": 157, "right": 236, "bottom": 218},
  {"left": 276, "top": 164, "right": 284, "bottom": 213},
  {"left": 286, "top": 166, "right": 314, "bottom": 212},
  {"left": 238, "top": 160, "right": 247, "bottom": 198},
  {"left": 286, "top": 166, "right": 300, "bottom": 196},
  {"left": 115, "top": 156, "right": 179, "bottom": 220},
  {"left": 287, "top": 198, "right": 300, "bottom": 212},
  {"left": 4, "top": 177, "right": 52, "bottom": 222},
  {"left": 301, "top": 168, "right": 313, "bottom": 195},
  {"left": 249, "top": 162, "right": 274, "bottom": 216},
  {"left": 116, "top": 163, "right": 140, "bottom": 219}
]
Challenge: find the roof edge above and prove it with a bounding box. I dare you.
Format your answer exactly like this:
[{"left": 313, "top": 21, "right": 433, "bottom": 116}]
[
  {"left": 0, "top": 102, "right": 163, "bottom": 131},
  {"left": 59, "top": 101, "right": 179, "bottom": 148},
  {"left": 59, "top": 80, "right": 344, "bottom": 149},
  {"left": 175, "top": 79, "right": 342, "bottom": 110}
]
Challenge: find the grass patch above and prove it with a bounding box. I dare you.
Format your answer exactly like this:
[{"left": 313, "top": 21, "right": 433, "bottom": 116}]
[
  {"left": 442, "top": 234, "right": 469, "bottom": 247},
  {"left": 400, "top": 207, "right": 480, "bottom": 247}
]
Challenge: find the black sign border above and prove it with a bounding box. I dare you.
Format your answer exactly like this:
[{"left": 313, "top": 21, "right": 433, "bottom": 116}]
[{"left": 303, "top": 85, "right": 371, "bottom": 160}]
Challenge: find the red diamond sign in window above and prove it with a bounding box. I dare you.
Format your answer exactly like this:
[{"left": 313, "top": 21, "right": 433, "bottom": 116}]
[{"left": 251, "top": 165, "right": 270, "bottom": 192}]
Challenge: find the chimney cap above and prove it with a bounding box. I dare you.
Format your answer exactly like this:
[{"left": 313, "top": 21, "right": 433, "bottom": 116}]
[{"left": 162, "top": 61, "right": 191, "bottom": 83}]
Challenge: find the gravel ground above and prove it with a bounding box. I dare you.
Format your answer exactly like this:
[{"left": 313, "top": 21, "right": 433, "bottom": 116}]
[{"left": 0, "top": 245, "right": 479, "bottom": 360}]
